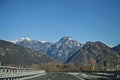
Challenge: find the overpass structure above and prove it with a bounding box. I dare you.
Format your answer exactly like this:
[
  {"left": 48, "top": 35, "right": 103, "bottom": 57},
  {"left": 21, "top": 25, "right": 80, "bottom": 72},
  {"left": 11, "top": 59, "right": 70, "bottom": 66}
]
[{"left": 0, "top": 66, "right": 46, "bottom": 80}]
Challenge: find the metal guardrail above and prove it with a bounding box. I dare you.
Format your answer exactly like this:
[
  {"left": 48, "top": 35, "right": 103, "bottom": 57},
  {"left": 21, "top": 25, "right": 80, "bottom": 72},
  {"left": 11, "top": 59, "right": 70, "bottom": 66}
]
[
  {"left": 81, "top": 71, "right": 120, "bottom": 79},
  {"left": 0, "top": 66, "right": 46, "bottom": 80},
  {"left": 81, "top": 71, "right": 120, "bottom": 74}
]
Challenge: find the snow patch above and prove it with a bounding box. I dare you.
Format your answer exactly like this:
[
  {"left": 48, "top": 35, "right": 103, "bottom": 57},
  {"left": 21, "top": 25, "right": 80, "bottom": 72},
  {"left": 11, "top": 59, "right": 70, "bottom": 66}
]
[
  {"left": 10, "top": 37, "right": 31, "bottom": 43},
  {"left": 77, "top": 43, "right": 81, "bottom": 47},
  {"left": 40, "top": 41, "right": 46, "bottom": 43},
  {"left": 68, "top": 37, "right": 73, "bottom": 40}
]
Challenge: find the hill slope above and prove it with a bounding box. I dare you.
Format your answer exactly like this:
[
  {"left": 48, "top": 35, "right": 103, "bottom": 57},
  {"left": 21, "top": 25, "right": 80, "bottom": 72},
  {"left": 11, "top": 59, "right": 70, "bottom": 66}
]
[
  {"left": 112, "top": 44, "right": 120, "bottom": 55},
  {"left": 66, "top": 41, "right": 119, "bottom": 67},
  {"left": 0, "top": 40, "right": 55, "bottom": 65}
]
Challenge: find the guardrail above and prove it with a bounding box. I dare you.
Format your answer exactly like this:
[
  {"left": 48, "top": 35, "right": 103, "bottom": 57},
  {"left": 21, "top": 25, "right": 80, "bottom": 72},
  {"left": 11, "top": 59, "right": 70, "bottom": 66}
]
[
  {"left": 81, "top": 71, "right": 120, "bottom": 79},
  {"left": 0, "top": 66, "right": 46, "bottom": 80}
]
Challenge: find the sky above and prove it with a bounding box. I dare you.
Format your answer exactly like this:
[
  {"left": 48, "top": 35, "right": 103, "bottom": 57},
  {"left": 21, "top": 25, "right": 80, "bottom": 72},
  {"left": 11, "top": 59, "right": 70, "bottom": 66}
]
[{"left": 0, "top": 0, "right": 120, "bottom": 47}]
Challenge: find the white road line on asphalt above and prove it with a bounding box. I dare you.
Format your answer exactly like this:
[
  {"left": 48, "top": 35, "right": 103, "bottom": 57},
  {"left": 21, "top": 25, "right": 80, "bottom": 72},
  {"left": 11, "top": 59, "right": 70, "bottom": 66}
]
[
  {"left": 75, "top": 75, "right": 85, "bottom": 80},
  {"left": 52, "top": 76, "right": 55, "bottom": 78},
  {"left": 48, "top": 78, "right": 50, "bottom": 80},
  {"left": 23, "top": 73, "right": 47, "bottom": 80},
  {"left": 67, "top": 73, "right": 85, "bottom": 80},
  {"left": 55, "top": 74, "right": 57, "bottom": 76}
]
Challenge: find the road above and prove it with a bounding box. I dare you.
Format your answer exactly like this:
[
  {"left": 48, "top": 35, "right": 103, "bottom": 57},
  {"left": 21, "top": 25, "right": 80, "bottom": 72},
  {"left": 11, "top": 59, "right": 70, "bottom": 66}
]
[{"left": 25, "top": 72, "right": 82, "bottom": 80}]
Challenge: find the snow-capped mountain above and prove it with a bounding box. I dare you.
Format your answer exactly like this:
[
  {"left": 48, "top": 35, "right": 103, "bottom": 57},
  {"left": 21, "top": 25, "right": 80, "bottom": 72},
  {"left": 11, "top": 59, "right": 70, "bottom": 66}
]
[
  {"left": 11, "top": 36, "right": 82, "bottom": 63},
  {"left": 9, "top": 36, "right": 120, "bottom": 66},
  {"left": 13, "top": 37, "right": 53, "bottom": 54},
  {"left": 47, "top": 36, "right": 82, "bottom": 63},
  {"left": 10, "top": 37, "right": 32, "bottom": 43},
  {"left": 1, "top": 38, "right": 120, "bottom": 70}
]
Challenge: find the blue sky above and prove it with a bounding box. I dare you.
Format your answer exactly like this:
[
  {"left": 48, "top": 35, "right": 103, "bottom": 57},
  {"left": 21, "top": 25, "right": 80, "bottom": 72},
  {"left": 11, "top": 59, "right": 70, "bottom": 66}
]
[{"left": 0, "top": 0, "right": 120, "bottom": 46}]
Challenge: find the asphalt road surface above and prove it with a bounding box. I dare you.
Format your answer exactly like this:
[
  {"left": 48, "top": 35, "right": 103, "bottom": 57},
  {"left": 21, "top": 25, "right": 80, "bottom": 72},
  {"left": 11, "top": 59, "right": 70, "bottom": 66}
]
[{"left": 25, "top": 72, "right": 81, "bottom": 80}]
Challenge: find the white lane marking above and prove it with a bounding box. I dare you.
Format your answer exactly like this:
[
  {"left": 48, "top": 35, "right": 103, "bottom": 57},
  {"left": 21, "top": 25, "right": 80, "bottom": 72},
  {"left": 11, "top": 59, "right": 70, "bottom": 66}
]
[
  {"left": 67, "top": 73, "right": 85, "bottom": 80},
  {"left": 52, "top": 74, "right": 57, "bottom": 78},
  {"left": 52, "top": 76, "right": 55, "bottom": 78},
  {"left": 55, "top": 74, "right": 57, "bottom": 76},
  {"left": 48, "top": 78, "right": 50, "bottom": 80},
  {"left": 75, "top": 75, "right": 85, "bottom": 80}
]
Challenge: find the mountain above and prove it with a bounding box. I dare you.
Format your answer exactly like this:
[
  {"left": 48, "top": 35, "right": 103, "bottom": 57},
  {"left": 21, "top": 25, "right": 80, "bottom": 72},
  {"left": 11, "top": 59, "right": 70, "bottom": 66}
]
[
  {"left": 66, "top": 41, "right": 119, "bottom": 66},
  {"left": 47, "top": 36, "right": 82, "bottom": 63},
  {"left": 10, "top": 37, "right": 32, "bottom": 43},
  {"left": 10, "top": 36, "right": 120, "bottom": 65},
  {"left": 11, "top": 36, "right": 82, "bottom": 63},
  {"left": 112, "top": 44, "right": 120, "bottom": 55},
  {"left": 12, "top": 37, "right": 53, "bottom": 54},
  {"left": 0, "top": 40, "right": 55, "bottom": 65}
]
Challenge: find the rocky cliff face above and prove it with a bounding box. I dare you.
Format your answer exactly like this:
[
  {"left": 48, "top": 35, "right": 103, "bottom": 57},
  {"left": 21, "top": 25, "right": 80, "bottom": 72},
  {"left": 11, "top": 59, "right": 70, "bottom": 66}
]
[{"left": 47, "top": 36, "right": 82, "bottom": 63}]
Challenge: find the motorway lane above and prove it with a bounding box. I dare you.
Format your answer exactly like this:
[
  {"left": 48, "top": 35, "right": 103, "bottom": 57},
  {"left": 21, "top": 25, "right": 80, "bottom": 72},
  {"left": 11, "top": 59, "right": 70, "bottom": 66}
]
[{"left": 25, "top": 72, "right": 81, "bottom": 80}]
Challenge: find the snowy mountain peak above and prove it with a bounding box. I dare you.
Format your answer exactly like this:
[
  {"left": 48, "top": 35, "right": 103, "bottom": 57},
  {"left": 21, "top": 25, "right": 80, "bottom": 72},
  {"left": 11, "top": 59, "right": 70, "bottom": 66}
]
[
  {"left": 10, "top": 37, "right": 31, "bottom": 43},
  {"left": 60, "top": 36, "right": 73, "bottom": 42},
  {"left": 19, "top": 37, "right": 31, "bottom": 41}
]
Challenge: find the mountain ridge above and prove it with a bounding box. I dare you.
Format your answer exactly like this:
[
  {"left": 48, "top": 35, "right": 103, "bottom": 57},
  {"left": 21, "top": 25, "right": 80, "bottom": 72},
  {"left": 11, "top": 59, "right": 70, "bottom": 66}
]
[
  {"left": 13, "top": 36, "right": 81, "bottom": 63},
  {"left": 66, "top": 41, "right": 119, "bottom": 66},
  {"left": 9, "top": 36, "right": 120, "bottom": 66},
  {"left": 0, "top": 40, "right": 55, "bottom": 65},
  {"left": 112, "top": 44, "right": 120, "bottom": 55}
]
